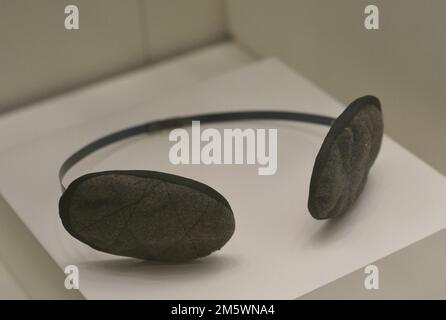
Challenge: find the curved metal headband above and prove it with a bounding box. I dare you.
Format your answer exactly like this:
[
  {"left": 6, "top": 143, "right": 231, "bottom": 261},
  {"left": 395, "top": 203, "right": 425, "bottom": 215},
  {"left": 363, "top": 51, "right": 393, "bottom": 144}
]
[{"left": 59, "top": 111, "right": 335, "bottom": 191}]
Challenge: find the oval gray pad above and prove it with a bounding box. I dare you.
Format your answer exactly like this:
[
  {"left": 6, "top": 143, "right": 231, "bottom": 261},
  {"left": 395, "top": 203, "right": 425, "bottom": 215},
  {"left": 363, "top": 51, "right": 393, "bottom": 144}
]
[
  {"left": 308, "top": 95, "right": 384, "bottom": 219},
  {"left": 59, "top": 171, "right": 235, "bottom": 261}
]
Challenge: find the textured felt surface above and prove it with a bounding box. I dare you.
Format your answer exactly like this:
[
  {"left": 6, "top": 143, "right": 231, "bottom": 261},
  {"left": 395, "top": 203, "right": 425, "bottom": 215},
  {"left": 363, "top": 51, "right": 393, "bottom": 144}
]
[
  {"left": 308, "top": 96, "right": 384, "bottom": 219},
  {"left": 59, "top": 171, "right": 235, "bottom": 261}
]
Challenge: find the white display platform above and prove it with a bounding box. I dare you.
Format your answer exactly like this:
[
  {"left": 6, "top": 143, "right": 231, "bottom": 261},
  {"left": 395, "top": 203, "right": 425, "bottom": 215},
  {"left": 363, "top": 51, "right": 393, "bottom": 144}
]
[{"left": 0, "top": 59, "right": 445, "bottom": 299}]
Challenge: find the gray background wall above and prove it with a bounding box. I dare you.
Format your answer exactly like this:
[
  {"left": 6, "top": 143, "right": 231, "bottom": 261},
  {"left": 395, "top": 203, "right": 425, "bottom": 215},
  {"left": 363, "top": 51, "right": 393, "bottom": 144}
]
[{"left": 0, "top": 0, "right": 225, "bottom": 113}]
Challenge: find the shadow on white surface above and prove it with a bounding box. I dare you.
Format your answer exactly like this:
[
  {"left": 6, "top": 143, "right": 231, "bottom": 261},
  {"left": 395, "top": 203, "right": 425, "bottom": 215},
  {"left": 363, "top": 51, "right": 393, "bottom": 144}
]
[
  {"left": 80, "top": 254, "right": 239, "bottom": 280},
  {"left": 308, "top": 176, "right": 375, "bottom": 246}
]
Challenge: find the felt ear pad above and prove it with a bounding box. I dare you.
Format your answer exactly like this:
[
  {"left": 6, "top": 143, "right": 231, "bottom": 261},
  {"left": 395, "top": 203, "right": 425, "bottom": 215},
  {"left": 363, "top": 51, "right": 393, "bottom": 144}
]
[
  {"left": 59, "top": 171, "right": 235, "bottom": 261},
  {"left": 308, "top": 95, "right": 384, "bottom": 219}
]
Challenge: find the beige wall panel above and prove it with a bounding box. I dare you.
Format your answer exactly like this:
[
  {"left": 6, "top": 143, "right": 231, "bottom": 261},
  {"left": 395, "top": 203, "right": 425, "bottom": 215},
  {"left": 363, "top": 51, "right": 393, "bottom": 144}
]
[
  {"left": 0, "top": 0, "right": 145, "bottom": 112},
  {"left": 143, "top": 0, "right": 226, "bottom": 60}
]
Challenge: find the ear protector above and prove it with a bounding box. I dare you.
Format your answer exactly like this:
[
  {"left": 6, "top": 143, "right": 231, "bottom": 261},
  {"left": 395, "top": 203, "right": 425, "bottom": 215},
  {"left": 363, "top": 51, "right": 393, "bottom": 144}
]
[{"left": 59, "top": 95, "right": 383, "bottom": 262}]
